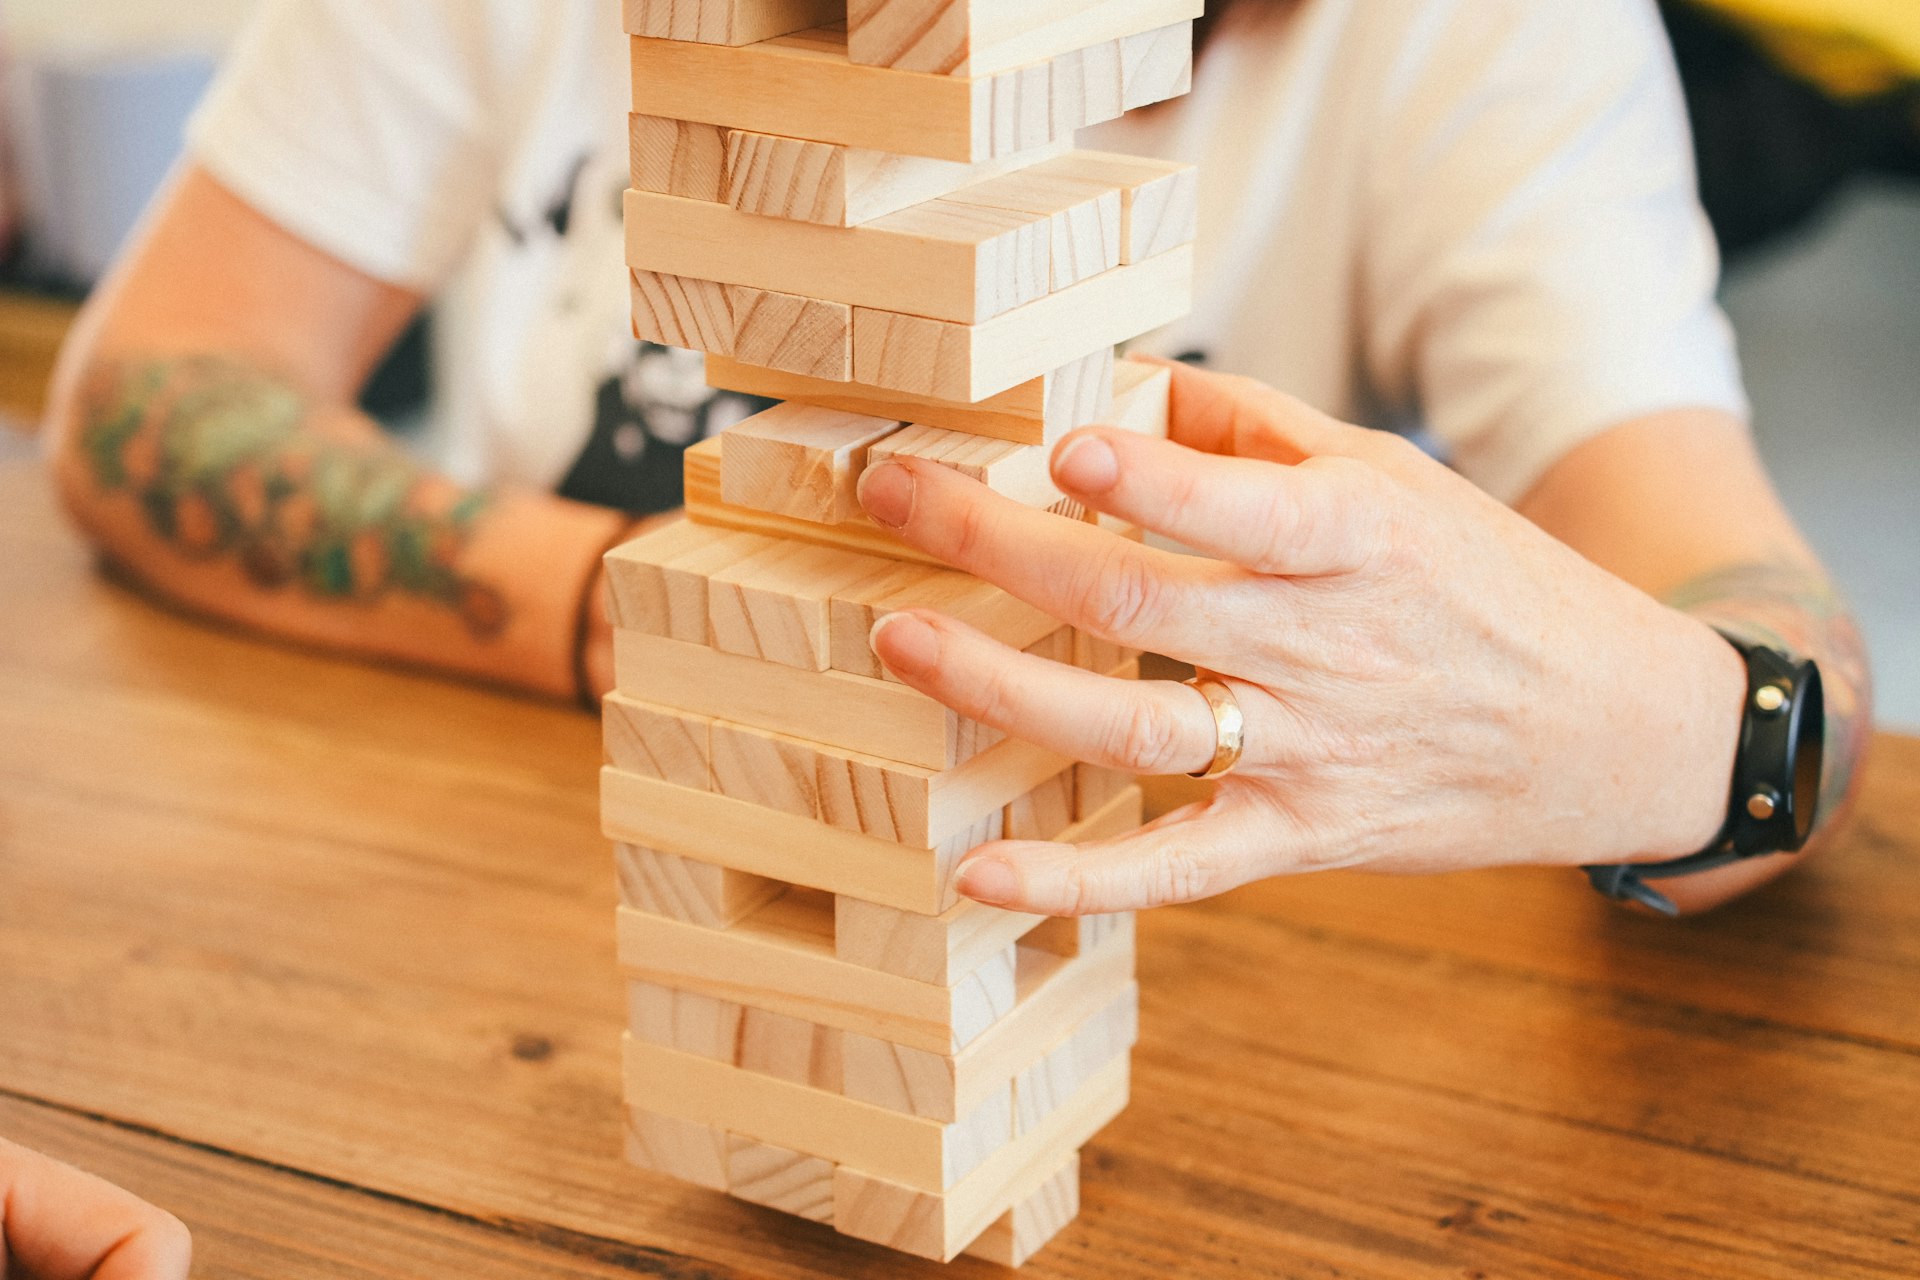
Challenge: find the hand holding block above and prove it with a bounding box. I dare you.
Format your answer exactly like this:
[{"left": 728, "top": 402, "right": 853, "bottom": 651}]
[
  {"left": 719, "top": 401, "right": 902, "bottom": 525},
  {"left": 869, "top": 425, "right": 1061, "bottom": 509}
]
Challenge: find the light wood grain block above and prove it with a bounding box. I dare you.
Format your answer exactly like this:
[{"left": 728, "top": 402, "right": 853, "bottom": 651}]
[
  {"left": 707, "top": 539, "right": 896, "bottom": 671},
  {"left": 603, "top": 695, "right": 711, "bottom": 791},
  {"left": 630, "top": 269, "right": 733, "bottom": 356},
  {"left": 686, "top": 435, "right": 943, "bottom": 566},
  {"left": 869, "top": 426, "right": 1058, "bottom": 509},
  {"left": 615, "top": 844, "right": 785, "bottom": 928},
  {"left": 1023, "top": 628, "right": 1075, "bottom": 665},
  {"left": 612, "top": 630, "right": 983, "bottom": 770},
  {"left": 629, "top": 115, "right": 727, "bottom": 202},
  {"left": 963, "top": 1151, "right": 1080, "bottom": 1266},
  {"left": 831, "top": 562, "right": 1057, "bottom": 682},
  {"left": 623, "top": 0, "right": 841, "bottom": 44},
  {"left": 840, "top": 1033, "right": 957, "bottom": 1121},
  {"left": 1027, "top": 911, "right": 1136, "bottom": 960},
  {"left": 728, "top": 286, "right": 853, "bottom": 381},
  {"left": 848, "top": 0, "right": 1202, "bottom": 77},
  {"left": 835, "top": 896, "right": 1043, "bottom": 986},
  {"left": 625, "top": 188, "right": 1047, "bottom": 324},
  {"left": 617, "top": 899, "right": 1015, "bottom": 1053},
  {"left": 1110, "top": 357, "right": 1172, "bottom": 437},
  {"left": 1120, "top": 21, "right": 1193, "bottom": 109},
  {"left": 631, "top": 26, "right": 1182, "bottom": 164},
  {"left": 624, "top": 1035, "right": 1014, "bottom": 1192},
  {"left": 727, "top": 129, "right": 1068, "bottom": 228},
  {"left": 719, "top": 401, "right": 900, "bottom": 524},
  {"left": 606, "top": 770, "right": 964, "bottom": 914},
  {"left": 626, "top": 978, "right": 743, "bottom": 1063},
  {"left": 1013, "top": 984, "right": 1139, "bottom": 1136},
  {"left": 1045, "top": 150, "right": 1198, "bottom": 262},
  {"left": 947, "top": 167, "right": 1121, "bottom": 289},
  {"left": 709, "top": 719, "right": 821, "bottom": 818},
  {"left": 1004, "top": 769, "right": 1076, "bottom": 841},
  {"left": 604, "top": 517, "right": 777, "bottom": 644},
  {"left": 624, "top": 1107, "right": 730, "bottom": 1191},
  {"left": 1047, "top": 39, "right": 1124, "bottom": 133},
  {"left": 1072, "top": 629, "right": 1142, "bottom": 674},
  {"left": 738, "top": 1006, "right": 844, "bottom": 1091},
  {"left": 831, "top": 1056, "right": 1128, "bottom": 1260},
  {"left": 705, "top": 347, "right": 1113, "bottom": 447},
  {"left": 852, "top": 245, "right": 1193, "bottom": 401},
  {"left": 1073, "top": 763, "right": 1132, "bottom": 822},
  {"left": 727, "top": 1137, "right": 835, "bottom": 1222}
]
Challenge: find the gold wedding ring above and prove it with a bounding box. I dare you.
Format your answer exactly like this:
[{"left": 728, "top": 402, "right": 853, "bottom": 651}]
[{"left": 1184, "top": 676, "right": 1246, "bottom": 780}]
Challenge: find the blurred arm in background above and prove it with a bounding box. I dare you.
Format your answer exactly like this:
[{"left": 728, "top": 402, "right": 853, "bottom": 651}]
[{"left": 42, "top": 164, "right": 629, "bottom": 701}]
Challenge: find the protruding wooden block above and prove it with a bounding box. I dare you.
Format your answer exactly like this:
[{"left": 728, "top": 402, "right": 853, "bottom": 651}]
[
  {"left": 1073, "top": 763, "right": 1132, "bottom": 822},
  {"left": 1022, "top": 628, "right": 1075, "bottom": 665},
  {"left": 1047, "top": 40, "right": 1124, "bottom": 132},
  {"left": 623, "top": 0, "right": 842, "bottom": 45},
  {"left": 870, "top": 426, "right": 1059, "bottom": 509},
  {"left": 616, "top": 845, "right": 786, "bottom": 928},
  {"left": 630, "top": 269, "right": 733, "bottom": 356},
  {"left": 1013, "top": 985, "right": 1139, "bottom": 1136},
  {"left": 1045, "top": 150, "right": 1198, "bottom": 263},
  {"left": 830, "top": 561, "right": 1058, "bottom": 682},
  {"left": 1120, "top": 20, "right": 1192, "bottom": 109},
  {"left": 1110, "top": 357, "right": 1172, "bottom": 438},
  {"left": 709, "top": 719, "right": 821, "bottom": 818},
  {"left": 852, "top": 244, "right": 1192, "bottom": 402},
  {"left": 847, "top": 0, "right": 1203, "bottom": 77},
  {"left": 1004, "top": 768, "right": 1075, "bottom": 841},
  {"left": 738, "top": 1006, "right": 845, "bottom": 1090},
  {"left": 719, "top": 401, "right": 901, "bottom": 525},
  {"left": 1073, "top": 629, "right": 1142, "bottom": 675},
  {"left": 707, "top": 539, "right": 895, "bottom": 671},
  {"left": 964, "top": 1152, "right": 1080, "bottom": 1267},
  {"left": 706, "top": 346, "right": 1113, "bottom": 447},
  {"left": 629, "top": 114, "right": 727, "bottom": 202},
  {"left": 627, "top": 978, "right": 744, "bottom": 1063},
  {"left": 1027, "top": 912, "right": 1135, "bottom": 960},
  {"left": 625, "top": 188, "right": 1048, "bottom": 325},
  {"left": 625, "top": 1107, "right": 729, "bottom": 1191},
  {"left": 835, "top": 896, "right": 1042, "bottom": 986},
  {"left": 727, "top": 1137, "right": 836, "bottom": 1222},
  {"left": 729, "top": 286, "right": 854, "bottom": 381},
  {"left": 686, "top": 435, "right": 941, "bottom": 567},
  {"left": 603, "top": 695, "right": 711, "bottom": 791},
  {"left": 604, "top": 519, "right": 778, "bottom": 643},
  {"left": 948, "top": 167, "right": 1121, "bottom": 289}
]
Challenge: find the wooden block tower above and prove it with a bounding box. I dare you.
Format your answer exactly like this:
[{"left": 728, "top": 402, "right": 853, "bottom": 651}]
[{"left": 601, "top": 0, "right": 1200, "bottom": 1264}]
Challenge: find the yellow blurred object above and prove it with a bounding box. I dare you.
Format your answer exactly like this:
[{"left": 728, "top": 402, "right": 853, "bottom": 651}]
[{"left": 1691, "top": 0, "right": 1920, "bottom": 97}]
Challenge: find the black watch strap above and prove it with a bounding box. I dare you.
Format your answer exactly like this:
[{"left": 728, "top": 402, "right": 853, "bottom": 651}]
[{"left": 1584, "top": 633, "right": 1825, "bottom": 916}]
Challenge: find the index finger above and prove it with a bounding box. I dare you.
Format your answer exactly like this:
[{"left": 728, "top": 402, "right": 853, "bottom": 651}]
[{"left": 1146, "top": 358, "right": 1362, "bottom": 464}]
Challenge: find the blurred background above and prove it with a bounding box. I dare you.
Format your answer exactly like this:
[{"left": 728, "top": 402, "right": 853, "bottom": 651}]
[{"left": 0, "top": 0, "right": 1912, "bottom": 727}]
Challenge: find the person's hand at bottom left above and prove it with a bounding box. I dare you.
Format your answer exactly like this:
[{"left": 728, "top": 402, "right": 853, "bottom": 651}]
[{"left": 1, "top": 1137, "right": 192, "bottom": 1280}]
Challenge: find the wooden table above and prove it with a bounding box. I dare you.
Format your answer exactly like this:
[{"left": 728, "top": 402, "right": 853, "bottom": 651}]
[{"left": 0, "top": 454, "right": 1914, "bottom": 1278}]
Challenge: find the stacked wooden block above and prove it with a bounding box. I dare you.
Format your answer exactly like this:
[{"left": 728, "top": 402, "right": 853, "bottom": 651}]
[{"left": 603, "top": 0, "right": 1200, "bottom": 1264}]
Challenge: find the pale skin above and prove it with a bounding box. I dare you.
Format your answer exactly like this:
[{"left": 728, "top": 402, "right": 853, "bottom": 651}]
[
  {"left": 0, "top": 1138, "right": 192, "bottom": 1279},
  {"left": 46, "top": 167, "right": 1870, "bottom": 917}
]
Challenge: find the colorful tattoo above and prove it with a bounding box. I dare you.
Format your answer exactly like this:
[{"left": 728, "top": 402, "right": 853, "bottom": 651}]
[
  {"left": 1665, "top": 560, "right": 1874, "bottom": 838},
  {"left": 79, "top": 355, "right": 509, "bottom": 639}
]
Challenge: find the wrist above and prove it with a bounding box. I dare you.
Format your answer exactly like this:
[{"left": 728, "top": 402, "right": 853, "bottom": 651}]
[{"left": 1625, "top": 613, "right": 1749, "bottom": 861}]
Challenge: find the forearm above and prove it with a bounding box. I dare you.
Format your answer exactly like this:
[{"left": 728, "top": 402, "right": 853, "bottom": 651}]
[{"left": 48, "top": 352, "right": 628, "bottom": 700}]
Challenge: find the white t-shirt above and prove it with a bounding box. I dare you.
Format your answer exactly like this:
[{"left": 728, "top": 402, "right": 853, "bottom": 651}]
[{"left": 188, "top": 0, "right": 1747, "bottom": 512}]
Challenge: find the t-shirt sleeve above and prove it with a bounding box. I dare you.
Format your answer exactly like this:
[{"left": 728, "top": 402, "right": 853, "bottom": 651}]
[
  {"left": 1359, "top": 0, "right": 1749, "bottom": 505},
  {"left": 185, "top": 0, "right": 502, "bottom": 291}
]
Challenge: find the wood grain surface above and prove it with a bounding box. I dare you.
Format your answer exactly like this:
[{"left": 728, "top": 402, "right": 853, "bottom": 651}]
[{"left": 0, "top": 458, "right": 1914, "bottom": 1277}]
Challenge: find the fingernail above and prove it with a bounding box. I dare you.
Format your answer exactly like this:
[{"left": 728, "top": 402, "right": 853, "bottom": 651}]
[
  {"left": 869, "top": 612, "right": 940, "bottom": 679},
  {"left": 956, "top": 857, "right": 1019, "bottom": 906},
  {"left": 859, "top": 461, "right": 916, "bottom": 529},
  {"left": 1051, "top": 434, "right": 1119, "bottom": 496}
]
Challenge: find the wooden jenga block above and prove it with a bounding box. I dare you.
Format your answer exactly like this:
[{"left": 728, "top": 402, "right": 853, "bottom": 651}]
[
  {"left": 1073, "top": 763, "right": 1133, "bottom": 822},
  {"left": 719, "top": 401, "right": 901, "bottom": 525},
  {"left": 630, "top": 269, "right": 733, "bottom": 355},
  {"left": 847, "top": 0, "right": 1203, "bottom": 77},
  {"left": 1026, "top": 911, "right": 1137, "bottom": 960},
  {"left": 1110, "top": 357, "right": 1172, "bottom": 437},
  {"left": 870, "top": 425, "right": 1061, "bottom": 510},
  {"left": 727, "top": 129, "right": 1070, "bottom": 228},
  {"left": 615, "top": 844, "right": 786, "bottom": 928},
  {"left": 627, "top": 978, "right": 744, "bottom": 1062},
  {"left": 963, "top": 1151, "right": 1080, "bottom": 1266},
  {"left": 603, "top": 695, "right": 711, "bottom": 791},
  {"left": 685, "top": 436, "right": 944, "bottom": 567},
  {"left": 852, "top": 244, "right": 1192, "bottom": 401},
  {"left": 1120, "top": 21, "right": 1192, "bottom": 109},
  {"left": 1013, "top": 985, "right": 1139, "bottom": 1136},
  {"left": 947, "top": 167, "right": 1121, "bottom": 289},
  {"left": 625, "top": 189, "right": 1048, "bottom": 324},
  {"left": 629, "top": 27, "right": 1181, "bottom": 165},
  {"left": 1004, "top": 768, "right": 1076, "bottom": 841},
  {"left": 738, "top": 1005, "right": 845, "bottom": 1091},
  {"left": 630, "top": 114, "right": 728, "bottom": 201},
  {"left": 1047, "top": 40, "right": 1124, "bottom": 133},
  {"left": 612, "top": 630, "right": 984, "bottom": 770},
  {"left": 709, "top": 719, "right": 822, "bottom": 818},
  {"left": 831, "top": 1055, "right": 1128, "bottom": 1261},
  {"left": 834, "top": 895, "right": 1044, "bottom": 986},
  {"left": 1073, "top": 629, "right": 1143, "bottom": 674},
  {"left": 727, "top": 1137, "right": 836, "bottom": 1222},
  {"left": 623, "top": 0, "right": 841, "bottom": 45},
  {"left": 604, "top": 519, "right": 776, "bottom": 643},
  {"left": 729, "top": 286, "right": 854, "bottom": 381},
  {"left": 706, "top": 346, "right": 1112, "bottom": 447},
  {"left": 625, "top": 1034, "right": 1016, "bottom": 1192},
  {"left": 1023, "top": 628, "right": 1075, "bottom": 665},
  {"left": 625, "top": 1107, "right": 730, "bottom": 1191},
  {"left": 617, "top": 898, "right": 1017, "bottom": 1051},
  {"left": 1045, "top": 150, "right": 1199, "bottom": 263},
  {"left": 707, "top": 539, "right": 896, "bottom": 671},
  {"left": 830, "top": 562, "right": 1058, "bottom": 682}
]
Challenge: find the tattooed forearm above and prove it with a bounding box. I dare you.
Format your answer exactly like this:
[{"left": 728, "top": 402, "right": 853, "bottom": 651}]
[
  {"left": 1665, "top": 560, "right": 1874, "bottom": 838},
  {"left": 78, "top": 355, "right": 509, "bottom": 639}
]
